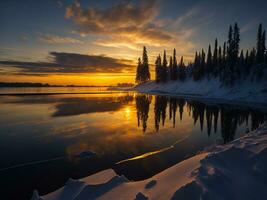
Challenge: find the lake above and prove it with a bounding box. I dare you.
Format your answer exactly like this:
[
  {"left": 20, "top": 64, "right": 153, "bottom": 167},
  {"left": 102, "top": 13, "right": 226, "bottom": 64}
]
[{"left": 0, "top": 90, "right": 266, "bottom": 199}]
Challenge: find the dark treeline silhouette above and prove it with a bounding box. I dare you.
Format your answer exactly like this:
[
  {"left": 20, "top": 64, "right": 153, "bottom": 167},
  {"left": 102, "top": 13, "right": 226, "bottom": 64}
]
[
  {"left": 135, "top": 46, "right": 150, "bottom": 83},
  {"left": 136, "top": 23, "right": 267, "bottom": 86},
  {"left": 136, "top": 95, "right": 267, "bottom": 143}
]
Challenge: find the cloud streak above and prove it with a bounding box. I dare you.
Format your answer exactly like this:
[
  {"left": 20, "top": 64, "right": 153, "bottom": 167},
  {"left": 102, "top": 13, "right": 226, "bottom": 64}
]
[
  {"left": 0, "top": 52, "right": 134, "bottom": 75},
  {"left": 37, "top": 33, "right": 84, "bottom": 44}
]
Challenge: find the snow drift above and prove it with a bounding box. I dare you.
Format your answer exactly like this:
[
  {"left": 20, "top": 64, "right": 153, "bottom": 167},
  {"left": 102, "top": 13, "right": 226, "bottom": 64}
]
[
  {"left": 133, "top": 78, "right": 267, "bottom": 105},
  {"left": 33, "top": 123, "right": 267, "bottom": 200}
]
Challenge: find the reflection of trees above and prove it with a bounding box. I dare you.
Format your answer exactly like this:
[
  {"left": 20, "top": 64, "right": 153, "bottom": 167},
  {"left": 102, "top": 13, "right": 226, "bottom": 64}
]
[
  {"left": 154, "top": 96, "right": 168, "bottom": 131},
  {"left": 188, "top": 101, "right": 205, "bottom": 131},
  {"left": 169, "top": 98, "right": 177, "bottom": 127},
  {"left": 149, "top": 96, "right": 266, "bottom": 143},
  {"left": 178, "top": 99, "right": 186, "bottom": 121},
  {"left": 136, "top": 95, "right": 151, "bottom": 132},
  {"left": 251, "top": 110, "right": 266, "bottom": 130},
  {"left": 220, "top": 107, "right": 238, "bottom": 143}
]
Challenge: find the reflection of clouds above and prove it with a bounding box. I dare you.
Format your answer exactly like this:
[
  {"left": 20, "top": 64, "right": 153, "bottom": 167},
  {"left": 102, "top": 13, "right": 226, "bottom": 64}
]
[
  {"left": 63, "top": 105, "right": 190, "bottom": 159},
  {"left": 4, "top": 94, "right": 134, "bottom": 117}
]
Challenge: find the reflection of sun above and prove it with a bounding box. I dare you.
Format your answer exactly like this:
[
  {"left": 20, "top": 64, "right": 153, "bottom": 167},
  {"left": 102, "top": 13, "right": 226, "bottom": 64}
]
[{"left": 124, "top": 107, "right": 131, "bottom": 119}]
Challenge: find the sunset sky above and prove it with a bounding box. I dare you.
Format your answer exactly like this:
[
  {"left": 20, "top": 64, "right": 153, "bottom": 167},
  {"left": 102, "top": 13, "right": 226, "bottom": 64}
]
[{"left": 0, "top": 0, "right": 267, "bottom": 85}]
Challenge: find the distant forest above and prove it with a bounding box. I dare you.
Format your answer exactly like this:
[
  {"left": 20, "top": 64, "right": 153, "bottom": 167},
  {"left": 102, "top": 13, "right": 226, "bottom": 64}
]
[{"left": 136, "top": 23, "right": 267, "bottom": 86}]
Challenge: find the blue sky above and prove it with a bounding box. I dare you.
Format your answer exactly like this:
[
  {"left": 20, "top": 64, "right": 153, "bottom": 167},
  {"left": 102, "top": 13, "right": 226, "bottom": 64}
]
[{"left": 0, "top": 0, "right": 266, "bottom": 84}]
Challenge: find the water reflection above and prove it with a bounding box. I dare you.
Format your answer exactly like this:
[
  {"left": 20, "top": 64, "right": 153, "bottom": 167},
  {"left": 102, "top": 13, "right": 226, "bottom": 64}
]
[
  {"left": 136, "top": 95, "right": 151, "bottom": 132},
  {"left": 135, "top": 94, "right": 266, "bottom": 143},
  {"left": 1, "top": 93, "right": 267, "bottom": 199},
  {"left": 53, "top": 95, "right": 134, "bottom": 117},
  {"left": 2, "top": 94, "right": 134, "bottom": 117}
]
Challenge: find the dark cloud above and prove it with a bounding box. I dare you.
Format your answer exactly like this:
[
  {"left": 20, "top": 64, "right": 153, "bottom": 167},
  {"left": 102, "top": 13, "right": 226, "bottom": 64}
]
[{"left": 0, "top": 52, "right": 134, "bottom": 75}]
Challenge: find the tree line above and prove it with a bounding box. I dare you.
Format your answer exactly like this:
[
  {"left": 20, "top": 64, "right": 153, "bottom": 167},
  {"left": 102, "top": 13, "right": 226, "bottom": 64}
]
[{"left": 135, "top": 23, "right": 267, "bottom": 85}]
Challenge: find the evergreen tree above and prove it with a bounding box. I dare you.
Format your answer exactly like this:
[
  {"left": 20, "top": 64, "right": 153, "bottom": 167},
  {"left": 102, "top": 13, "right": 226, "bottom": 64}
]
[
  {"left": 244, "top": 50, "right": 250, "bottom": 77},
  {"left": 223, "top": 42, "right": 227, "bottom": 66},
  {"left": 263, "top": 30, "right": 266, "bottom": 57},
  {"left": 178, "top": 56, "right": 186, "bottom": 81},
  {"left": 206, "top": 45, "right": 212, "bottom": 76},
  {"left": 213, "top": 38, "right": 218, "bottom": 76},
  {"left": 253, "top": 24, "right": 266, "bottom": 80},
  {"left": 201, "top": 49, "right": 206, "bottom": 78},
  {"left": 169, "top": 56, "right": 173, "bottom": 80},
  {"left": 193, "top": 51, "right": 201, "bottom": 81},
  {"left": 217, "top": 46, "right": 223, "bottom": 78},
  {"left": 225, "top": 24, "right": 240, "bottom": 85},
  {"left": 249, "top": 48, "right": 256, "bottom": 68},
  {"left": 256, "top": 23, "right": 264, "bottom": 63},
  {"left": 227, "top": 25, "right": 233, "bottom": 61},
  {"left": 141, "top": 46, "right": 150, "bottom": 82},
  {"left": 232, "top": 23, "right": 241, "bottom": 81},
  {"left": 173, "top": 48, "right": 178, "bottom": 80},
  {"left": 162, "top": 50, "right": 168, "bottom": 82},
  {"left": 233, "top": 23, "right": 240, "bottom": 63},
  {"left": 135, "top": 58, "right": 142, "bottom": 83},
  {"left": 237, "top": 50, "right": 244, "bottom": 79},
  {"left": 155, "top": 55, "right": 161, "bottom": 83}
]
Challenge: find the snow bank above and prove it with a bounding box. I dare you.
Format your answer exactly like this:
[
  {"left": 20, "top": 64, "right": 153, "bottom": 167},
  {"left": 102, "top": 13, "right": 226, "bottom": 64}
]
[
  {"left": 133, "top": 78, "right": 267, "bottom": 105},
  {"left": 35, "top": 123, "right": 267, "bottom": 200}
]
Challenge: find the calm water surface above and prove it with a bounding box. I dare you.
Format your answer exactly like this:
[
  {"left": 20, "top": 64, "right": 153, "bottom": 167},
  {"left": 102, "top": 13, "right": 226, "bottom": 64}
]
[
  {"left": 0, "top": 91, "right": 266, "bottom": 199},
  {"left": 0, "top": 86, "right": 109, "bottom": 94}
]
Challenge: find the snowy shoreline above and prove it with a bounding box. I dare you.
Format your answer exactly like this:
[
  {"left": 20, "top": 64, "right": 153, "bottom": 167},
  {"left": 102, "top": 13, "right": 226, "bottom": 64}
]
[
  {"left": 131, "top": 78, "right": 267, "bottom": 107},
  {"left": 33, "top": 122, "right": 267, "bottom": 200}
]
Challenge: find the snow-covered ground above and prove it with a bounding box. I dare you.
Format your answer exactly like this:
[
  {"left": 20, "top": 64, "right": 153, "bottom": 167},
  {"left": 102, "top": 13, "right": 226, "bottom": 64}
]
[
  {"left": 133, "top": 78, "right": 267, "bottom": 105},
  {"left": 33, "top": 122, "right": 267, "bottom": 200}
]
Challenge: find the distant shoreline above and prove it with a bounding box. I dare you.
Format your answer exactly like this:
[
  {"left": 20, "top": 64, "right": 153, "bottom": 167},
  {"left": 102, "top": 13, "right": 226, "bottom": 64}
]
[
  {"left": 0, "top": 91, "right": 132, "bottom": 96},
  {"left": 0, "top": 82, "right": 111, "bottom": 87}
]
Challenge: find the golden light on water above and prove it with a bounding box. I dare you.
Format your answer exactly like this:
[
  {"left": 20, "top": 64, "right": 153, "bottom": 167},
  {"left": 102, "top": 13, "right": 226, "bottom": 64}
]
[{"left": 123, "top": 106, "right": 132, "bottom": 119}]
